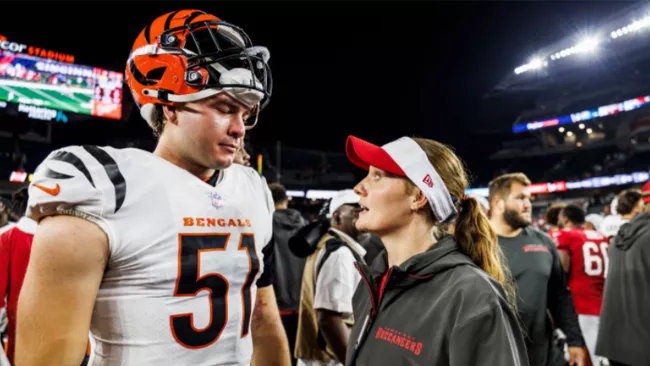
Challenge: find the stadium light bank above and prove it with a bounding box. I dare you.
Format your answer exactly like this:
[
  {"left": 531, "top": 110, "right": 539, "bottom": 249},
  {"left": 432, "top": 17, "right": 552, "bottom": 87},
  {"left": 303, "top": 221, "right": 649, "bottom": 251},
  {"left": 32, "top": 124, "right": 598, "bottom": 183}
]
[
  {"left": 514, "top": 36, "right": 600, "bottom": 75},
  {"left": 514, "top": 12, "right": 650, "bottom": 76}
]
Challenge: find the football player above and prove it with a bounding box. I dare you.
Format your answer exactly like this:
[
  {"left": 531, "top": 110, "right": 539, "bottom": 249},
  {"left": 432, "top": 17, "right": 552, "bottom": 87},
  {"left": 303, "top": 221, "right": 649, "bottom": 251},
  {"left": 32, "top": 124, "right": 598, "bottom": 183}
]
[
  {"left": 545, "top": 203, "right": 565, "bottom": 243},
  {"left": 16, "top": 9, "right": 290, "bottom": 366},
  {"left": 557, "top": 205, "right": 609, "bottom": 366}
]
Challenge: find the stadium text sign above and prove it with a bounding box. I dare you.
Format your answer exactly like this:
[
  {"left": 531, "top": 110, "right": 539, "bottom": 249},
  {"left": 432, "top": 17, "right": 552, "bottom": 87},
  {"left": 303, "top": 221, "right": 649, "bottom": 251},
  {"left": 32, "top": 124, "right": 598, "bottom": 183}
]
[
  {"left": 17, "top": 103, "right": 67, "bottom": 122},
  {"left": 0, "top": 34, "right": 75, "bottom": 63}
]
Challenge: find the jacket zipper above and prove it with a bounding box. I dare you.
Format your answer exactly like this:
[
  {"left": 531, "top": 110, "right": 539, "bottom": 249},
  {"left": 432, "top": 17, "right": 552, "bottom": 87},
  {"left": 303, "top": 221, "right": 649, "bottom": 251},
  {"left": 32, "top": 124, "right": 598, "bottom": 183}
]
[
  {"left": 377, "top": 268, "right": 393, "bottom": 306},
  {"left": 350, "top": 265, "right": 393, "bottom": 365},
  {"left": 354, "top": 262, "right": 377, "bottom": 316}
]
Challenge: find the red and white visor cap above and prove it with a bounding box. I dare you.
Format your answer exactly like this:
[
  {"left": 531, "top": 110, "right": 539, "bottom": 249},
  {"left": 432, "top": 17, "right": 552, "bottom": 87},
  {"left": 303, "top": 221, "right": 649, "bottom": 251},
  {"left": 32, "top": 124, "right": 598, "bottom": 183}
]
[{"left": 346, "top": 135, "right": 458, "bottom": 223}]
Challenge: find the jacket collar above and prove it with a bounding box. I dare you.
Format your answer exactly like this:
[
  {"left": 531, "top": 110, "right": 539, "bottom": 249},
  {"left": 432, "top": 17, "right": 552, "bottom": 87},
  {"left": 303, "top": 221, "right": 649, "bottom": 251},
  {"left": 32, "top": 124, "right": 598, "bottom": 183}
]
[
  {"left": 330, "top": 228, "right": 367, "bottom": 257},
  {"left": 357, "top": 234, "right": 474, "bottom": 293}
]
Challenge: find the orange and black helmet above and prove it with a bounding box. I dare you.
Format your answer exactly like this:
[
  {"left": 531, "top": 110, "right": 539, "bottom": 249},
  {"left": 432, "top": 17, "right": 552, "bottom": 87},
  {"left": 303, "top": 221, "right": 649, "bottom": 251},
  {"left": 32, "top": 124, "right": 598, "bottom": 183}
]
[{"left": 125, "top": 9, "right": 272, "bottom": 129}]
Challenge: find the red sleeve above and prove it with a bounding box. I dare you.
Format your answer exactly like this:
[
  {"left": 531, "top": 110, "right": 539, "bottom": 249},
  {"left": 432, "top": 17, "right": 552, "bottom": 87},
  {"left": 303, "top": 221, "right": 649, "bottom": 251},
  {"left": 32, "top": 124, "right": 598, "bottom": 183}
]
[
  {"left": 556, "top": 231, "right": 571, "bottom": 253},
  {"left": 0, "top": 230, "right": 13, "bottom": 308}
]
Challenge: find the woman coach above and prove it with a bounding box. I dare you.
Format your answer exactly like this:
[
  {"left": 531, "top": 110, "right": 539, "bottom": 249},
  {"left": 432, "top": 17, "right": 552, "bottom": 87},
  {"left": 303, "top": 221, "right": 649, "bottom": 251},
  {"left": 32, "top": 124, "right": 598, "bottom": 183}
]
[{"left": 343, "top": 135, "right": 529, "bottom": 366}]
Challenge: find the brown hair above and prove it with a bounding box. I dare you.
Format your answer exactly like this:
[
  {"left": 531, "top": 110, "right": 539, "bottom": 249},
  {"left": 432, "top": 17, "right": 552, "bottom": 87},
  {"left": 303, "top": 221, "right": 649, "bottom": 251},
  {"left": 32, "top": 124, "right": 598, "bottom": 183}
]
[
  {"left": 544, "top": 203, "right": 565, "bottom": 228},
  {"left": 150, "top": 104, "right": 166, "bottom": 138},
  {"left": 488, "top": 173, "right": 531, "bottom": 208},
  {"left": 616, "top": 189, "right": 642, "bottom": 215},
  {"left": 411, "top": 138, "right": 517, "bottom": 311},
  {"left": 268, "top": 183, "right": 289, "bottom": 205},
  {"left": 11, "top": 186, "right": 29, "bottom": 217}
]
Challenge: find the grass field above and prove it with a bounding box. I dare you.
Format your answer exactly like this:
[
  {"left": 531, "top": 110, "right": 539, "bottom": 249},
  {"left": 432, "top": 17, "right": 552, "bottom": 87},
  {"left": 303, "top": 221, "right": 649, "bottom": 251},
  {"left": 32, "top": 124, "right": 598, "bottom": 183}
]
[{"left": 0, "top": 79, "right": 92, "bottom": 115}]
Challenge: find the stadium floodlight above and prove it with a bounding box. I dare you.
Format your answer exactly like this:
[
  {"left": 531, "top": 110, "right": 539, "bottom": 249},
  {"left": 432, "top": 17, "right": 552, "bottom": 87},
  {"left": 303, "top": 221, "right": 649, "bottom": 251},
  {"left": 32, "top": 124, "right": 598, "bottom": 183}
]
[
  {"left": 514, "top": 57, "right": 547, "bottom": 75},
  {"left": 530, "top": 58, "right": 542, "bottom": 68},
  {"left": 515, "top": 12, "right": 650, "bottom": 76},
  {"left": 576, "top": 37, "right": 600, "bottom": 52},
  {"left": 610, "top": 15, "right": 650, "bottom": 39}
]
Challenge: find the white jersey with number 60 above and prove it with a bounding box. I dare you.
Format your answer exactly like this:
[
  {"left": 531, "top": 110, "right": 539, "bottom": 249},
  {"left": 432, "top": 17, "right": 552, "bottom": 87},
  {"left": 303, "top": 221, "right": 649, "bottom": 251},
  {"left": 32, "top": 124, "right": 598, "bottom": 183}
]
[{"left": 27, "top": 145, "right": 274, "bottom": 366}]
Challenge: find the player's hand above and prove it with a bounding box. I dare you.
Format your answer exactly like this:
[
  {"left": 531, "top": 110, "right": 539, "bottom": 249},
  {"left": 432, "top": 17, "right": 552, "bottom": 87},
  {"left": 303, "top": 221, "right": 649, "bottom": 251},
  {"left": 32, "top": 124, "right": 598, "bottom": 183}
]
[{"left": 567, "top": 346, "right": 586, "bottom": 366}]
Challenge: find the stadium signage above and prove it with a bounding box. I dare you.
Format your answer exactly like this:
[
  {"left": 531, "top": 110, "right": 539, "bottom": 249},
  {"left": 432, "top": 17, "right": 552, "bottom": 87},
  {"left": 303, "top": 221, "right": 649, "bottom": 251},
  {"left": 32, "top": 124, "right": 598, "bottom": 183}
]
[
  {"left": 0, "top": 38, "right": 27, "bottom": 53},
  {"left": 17, "top": 103, "right": 68, "bottom": 122},
  {"left": 464, "top": 171, "right": 650, "bottom": 197},
  {"left": 0, "top": 34, "right": 75, "bottom": 63},
  {"left": 289, "top": 169, "right": 650, "bottom": 200},
  {"left": 35, "top": 61, "right": 93, "bottom": 77},
  {"left": 513, "top": 95, "right": 650, "bottom": 133}
]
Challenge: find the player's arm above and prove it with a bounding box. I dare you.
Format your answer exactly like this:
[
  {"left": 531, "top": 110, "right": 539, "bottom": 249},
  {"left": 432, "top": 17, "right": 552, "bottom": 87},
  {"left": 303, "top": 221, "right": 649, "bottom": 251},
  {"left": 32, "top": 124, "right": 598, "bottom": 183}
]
[
  {"left": 556, "top": 234, "right": 572, "bottom": 274},
  {"left": 251, "top": 286, "right": 291, "bottom": 366},
  {"left": 545, "top": 239, "right": 585, "bottom": 365},
  {"left": 15, "top": 215, "right": 108, "bottom": 366},
  {"left": 249, "top": 175, "right": 290, "bottom": 366},
  {"left": 316, "top": 309, "right": 349, "bottom": 363},
  {"left": 0, "top": 231, "right": 12, "bottom": 309},
  {"left": 558, "top": 251, "right": 571, "bottom": 273},
  {"left": 314, "top": 246, "right": 357, "bottom": 363}
]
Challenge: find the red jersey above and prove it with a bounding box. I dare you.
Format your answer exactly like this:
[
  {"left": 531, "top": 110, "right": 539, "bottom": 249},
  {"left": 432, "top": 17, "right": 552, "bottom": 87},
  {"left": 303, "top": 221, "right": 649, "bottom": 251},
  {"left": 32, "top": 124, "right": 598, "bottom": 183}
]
[
  {"left": 0, "top": 217, "right": 36, "bottom": 364},
  {"left": 556, "top": 228, "right": 609, "bottom": 316},
  {"left": 548, "top": 229, "right": 562, "bottom": 246}
]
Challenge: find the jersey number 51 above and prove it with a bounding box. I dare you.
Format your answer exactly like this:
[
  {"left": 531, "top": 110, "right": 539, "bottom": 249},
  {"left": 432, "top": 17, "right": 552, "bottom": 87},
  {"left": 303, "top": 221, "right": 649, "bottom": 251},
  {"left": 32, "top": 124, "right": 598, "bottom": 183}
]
[{"left": 170, "top": 233, "right": 259, "bottom": 349}]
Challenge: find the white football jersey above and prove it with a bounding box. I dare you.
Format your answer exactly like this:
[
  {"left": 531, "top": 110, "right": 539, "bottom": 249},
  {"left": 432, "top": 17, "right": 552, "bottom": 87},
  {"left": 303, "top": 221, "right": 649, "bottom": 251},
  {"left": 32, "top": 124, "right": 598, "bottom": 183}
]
[
  {"left": 601, "top": 214, "right": 627, "bottom": 238},
  {"left": 27, "top": 145, "right": 275, "bottom": 366}
]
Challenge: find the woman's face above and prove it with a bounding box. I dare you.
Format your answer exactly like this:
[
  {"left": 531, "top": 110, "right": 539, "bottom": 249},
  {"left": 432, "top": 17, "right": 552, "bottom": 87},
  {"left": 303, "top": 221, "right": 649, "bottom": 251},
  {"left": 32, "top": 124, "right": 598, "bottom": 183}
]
[{"left": 353, "top": 166, "right": 414, "bottom": 235}]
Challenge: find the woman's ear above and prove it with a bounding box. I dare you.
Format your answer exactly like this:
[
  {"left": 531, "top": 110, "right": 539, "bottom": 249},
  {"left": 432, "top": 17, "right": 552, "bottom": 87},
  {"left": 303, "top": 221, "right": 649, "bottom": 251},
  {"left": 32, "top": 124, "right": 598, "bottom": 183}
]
[{"left": 410, "top": 188, "right": 429, "bottom": 211}]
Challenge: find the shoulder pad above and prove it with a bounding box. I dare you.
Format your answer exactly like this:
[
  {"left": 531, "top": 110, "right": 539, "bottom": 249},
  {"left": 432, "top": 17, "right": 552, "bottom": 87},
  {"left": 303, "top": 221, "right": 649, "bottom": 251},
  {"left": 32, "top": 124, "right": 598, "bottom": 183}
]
[
  {"left": 232, "top": 164, "right": 275, "bottom": 215},
  {"left": 258, "top": 174, "right": 275, "bottom": 216},
  {"left": 27, "top": 145, "right": 127, "bottom": 221}
]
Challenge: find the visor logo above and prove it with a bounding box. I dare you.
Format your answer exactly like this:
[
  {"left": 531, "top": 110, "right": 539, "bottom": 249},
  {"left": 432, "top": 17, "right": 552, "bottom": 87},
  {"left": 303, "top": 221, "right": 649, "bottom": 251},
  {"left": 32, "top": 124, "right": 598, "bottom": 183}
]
[{"left": 422, "top": 174, "right": 434, "bottom": 188}]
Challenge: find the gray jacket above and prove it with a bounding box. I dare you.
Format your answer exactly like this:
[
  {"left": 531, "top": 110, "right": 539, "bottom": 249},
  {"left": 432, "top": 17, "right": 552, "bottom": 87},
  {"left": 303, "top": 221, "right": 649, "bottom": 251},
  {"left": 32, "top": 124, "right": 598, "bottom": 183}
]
[
  {"left": 346, "top": 235, "right": 529, "bottom": 366},
  {"left": 596, "top": 212, "right": 650, "bottom": 366},
  {"left": 271, "top": 208, "right": 308, "bottom": 312}
]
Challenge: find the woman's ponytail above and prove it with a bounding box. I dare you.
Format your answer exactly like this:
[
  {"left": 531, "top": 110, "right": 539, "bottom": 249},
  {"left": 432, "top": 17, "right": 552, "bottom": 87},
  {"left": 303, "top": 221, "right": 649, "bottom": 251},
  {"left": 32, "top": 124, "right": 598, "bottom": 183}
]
[
  {"left": 410, "top": 137, "right": 518, "bottom": 312},
  {"left": 453, "top": 196, "right": 517, "bottom": 312}
]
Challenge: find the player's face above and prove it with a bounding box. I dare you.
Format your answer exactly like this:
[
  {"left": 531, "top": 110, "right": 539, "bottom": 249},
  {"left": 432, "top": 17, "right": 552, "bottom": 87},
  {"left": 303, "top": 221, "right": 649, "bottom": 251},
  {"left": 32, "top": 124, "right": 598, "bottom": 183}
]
[
  {"left": 558, "top": 212, "right": 568, "bottom": 228},
  {"left": 503, "top": 182, "right": 532, "bottom": 228},
  {"left": 336, "top": 204, "right": 361, "bottom": 238},
  {"left": 354, "top": 166, "right": 413, "bottom": 235},
  {"left": 632, "top": 198, "right": 645, "bottom": 216},
  {"left": 173, "top": 93, "right": 251, "bottom": 170}
]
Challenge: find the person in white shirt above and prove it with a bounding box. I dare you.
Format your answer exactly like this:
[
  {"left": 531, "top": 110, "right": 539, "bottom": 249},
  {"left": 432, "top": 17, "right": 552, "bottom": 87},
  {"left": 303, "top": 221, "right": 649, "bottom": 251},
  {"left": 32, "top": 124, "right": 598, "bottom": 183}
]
[
  {"left": 584, "top": 214, "right": 604, "bottom": 233},
  {"left": 602, "top": 189, "right": 644, "bottom": 239},
  {"left": 295, "top": 190, "right": 366, "bottom": 366}
]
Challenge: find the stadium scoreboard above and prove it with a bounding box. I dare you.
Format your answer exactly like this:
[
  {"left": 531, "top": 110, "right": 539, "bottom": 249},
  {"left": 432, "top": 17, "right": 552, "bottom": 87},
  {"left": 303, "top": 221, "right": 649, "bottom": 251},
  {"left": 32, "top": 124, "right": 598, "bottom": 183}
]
[{"left": 0, "top": 34, "right": 123, "bottom": 122}]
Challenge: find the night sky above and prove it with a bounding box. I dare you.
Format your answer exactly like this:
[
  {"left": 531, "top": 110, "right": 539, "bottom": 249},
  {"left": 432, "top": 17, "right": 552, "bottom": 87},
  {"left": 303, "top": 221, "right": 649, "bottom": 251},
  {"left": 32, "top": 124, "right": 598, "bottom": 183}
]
[{"left": 0, "top": 1, "right": 626, "bottom": 179}]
